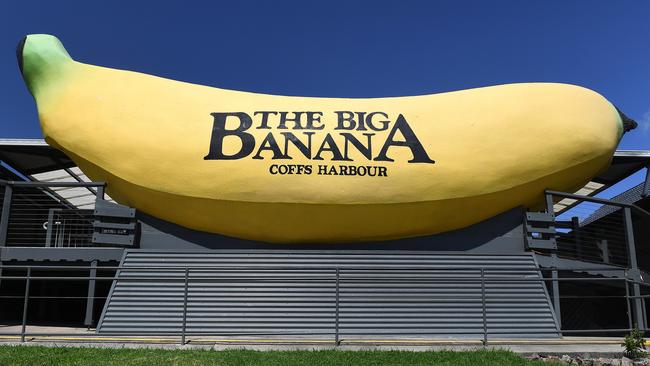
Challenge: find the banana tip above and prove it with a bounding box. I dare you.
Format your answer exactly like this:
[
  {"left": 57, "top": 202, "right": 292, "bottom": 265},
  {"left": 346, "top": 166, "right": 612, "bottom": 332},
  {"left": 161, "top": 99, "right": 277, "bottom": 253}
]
[{"left": 616, "top": 107, "right": 638, "bottom": 133}]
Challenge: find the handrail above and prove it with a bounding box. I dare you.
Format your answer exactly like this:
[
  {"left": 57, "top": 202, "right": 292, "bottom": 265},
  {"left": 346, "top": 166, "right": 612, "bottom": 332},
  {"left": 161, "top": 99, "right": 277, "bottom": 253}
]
[
  {"left": 0, "top": 264, "right": 637, "bottom": 271},
  {"left": 0, "top": 275, "right": 637, "bottom": 282},
  {"left": 0, "top": 179, "right": 106, "bottom": 188},
  {"left": 0, "top": 263, "right": 647, "bottom": 345},
  {"left": 545, "top": 189, "right": 650, "bottom": 217}
]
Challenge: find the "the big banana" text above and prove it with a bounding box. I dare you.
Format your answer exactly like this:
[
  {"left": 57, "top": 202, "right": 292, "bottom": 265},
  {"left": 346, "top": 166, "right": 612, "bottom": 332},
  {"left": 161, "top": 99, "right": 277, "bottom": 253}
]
[{"left": 204, "top": 111, "right": 435, "bottom": 164}]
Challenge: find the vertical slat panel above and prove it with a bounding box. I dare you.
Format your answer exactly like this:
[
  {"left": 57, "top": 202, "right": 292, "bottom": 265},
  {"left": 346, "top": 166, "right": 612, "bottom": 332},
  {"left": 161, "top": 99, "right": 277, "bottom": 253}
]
[{"left": 97, "top": 250, "right": 560, "bottom": 339}]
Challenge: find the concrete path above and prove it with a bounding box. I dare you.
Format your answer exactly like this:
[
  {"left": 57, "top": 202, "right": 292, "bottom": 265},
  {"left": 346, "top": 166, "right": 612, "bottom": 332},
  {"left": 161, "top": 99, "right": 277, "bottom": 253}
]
[{"left": 0, "top": 325, "right": 630, "bottom": 356}]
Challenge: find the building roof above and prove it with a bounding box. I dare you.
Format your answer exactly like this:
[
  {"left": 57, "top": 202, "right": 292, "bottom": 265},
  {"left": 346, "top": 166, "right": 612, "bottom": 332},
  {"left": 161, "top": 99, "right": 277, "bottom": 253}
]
[
  {"left": 0, "top": 138, "right": 74, "bottom": 175},
  {"left": 551, "top": 150, "right": 650, "bottom": 214},
  {"left": 579, "top": 182, "right": 648, "bottom": 227},
  {"left": 0, "top": 138, "right": 113, "bottom": 209}
]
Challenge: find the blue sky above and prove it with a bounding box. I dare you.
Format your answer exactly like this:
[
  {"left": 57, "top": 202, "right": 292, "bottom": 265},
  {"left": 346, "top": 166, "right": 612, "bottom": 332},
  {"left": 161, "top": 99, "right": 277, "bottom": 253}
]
[{"left": 0, "top": 1, "right": 648, "bottom": 195}]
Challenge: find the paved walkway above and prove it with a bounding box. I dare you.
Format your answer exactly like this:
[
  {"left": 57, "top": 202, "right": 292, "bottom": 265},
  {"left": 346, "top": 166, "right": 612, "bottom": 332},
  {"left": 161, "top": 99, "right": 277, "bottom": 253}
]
[{"left": 0, "top": 325, "right": 630, "bottom": 355}]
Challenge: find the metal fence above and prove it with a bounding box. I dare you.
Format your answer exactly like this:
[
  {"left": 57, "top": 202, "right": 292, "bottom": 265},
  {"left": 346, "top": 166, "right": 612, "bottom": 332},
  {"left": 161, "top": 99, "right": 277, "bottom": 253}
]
[
  {"left": 0, "top": 180, "right": 105, "bottom": 248},
  {"left": 555, "top": 202, "right": 628, "bottom": 266},
  {"left": 0, "top": 264, "right": 648, "bottom": 345},
  {"left": 522, "top": 190, "right": 650, "bottom": 334},
  {"left": 544, "top": 190, "right": 650, "bottom": 268}
]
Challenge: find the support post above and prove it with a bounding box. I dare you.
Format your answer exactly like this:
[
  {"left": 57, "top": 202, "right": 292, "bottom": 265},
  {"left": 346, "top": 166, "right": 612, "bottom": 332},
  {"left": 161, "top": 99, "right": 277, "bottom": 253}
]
[
  {"left": 96, "top": 185, "right": 105, "bottom": 200},
  {"left": 84, "top": 260, "right": 98, "bottom": 329},
  {"left": 641, "top": 297, "right": 648, "bottom": 330},
  {"left": 624, "top": 207, "right": 645, "bottom": 330},
  {"left": 625, "top": 278, "right": 633, "bottom": 331},
  {"left": 571, "top": 216, "right": 582, "bottom": 260},
  {"left": 481, "top": 268, "right": 487, "bottom": 346},
  {"left": 21, "top": 267, "right": 31, "bottom": 342},
  {"left": 181, "top": 268, "right": 189, "bottom": 345},
  {"left": 550, "top": 270, "right": 561, "bottom": 329},
  {"left": 0, "top": 184, "right": 13, "bottom": 247},
  {"left": 545, "top": 193, "right": 562, "bottom": 329},
  {"left": 334, "top": 267, "right": 340, "bottom": 346},
  {"left": 45, "top": 209, "right": 56, "bottom": 247}
]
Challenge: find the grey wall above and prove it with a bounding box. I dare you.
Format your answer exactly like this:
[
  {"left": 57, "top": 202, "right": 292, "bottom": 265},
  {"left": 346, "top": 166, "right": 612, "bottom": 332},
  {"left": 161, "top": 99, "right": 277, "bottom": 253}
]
[{"left": 137, "top": 207, "right": 526, "bottom": 253}]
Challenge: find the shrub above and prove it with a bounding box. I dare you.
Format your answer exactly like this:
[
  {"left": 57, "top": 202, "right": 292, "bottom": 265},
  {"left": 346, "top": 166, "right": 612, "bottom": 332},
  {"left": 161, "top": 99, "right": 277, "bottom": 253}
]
[{"left": 622, "top": 328, "right": 646, "bottom": 359}]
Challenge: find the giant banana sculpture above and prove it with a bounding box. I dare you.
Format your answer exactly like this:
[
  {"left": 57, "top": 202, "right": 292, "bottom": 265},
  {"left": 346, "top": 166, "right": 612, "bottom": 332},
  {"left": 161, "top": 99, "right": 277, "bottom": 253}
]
[{"left": 17, "top": 34, "right": 633, "bottom": 243}]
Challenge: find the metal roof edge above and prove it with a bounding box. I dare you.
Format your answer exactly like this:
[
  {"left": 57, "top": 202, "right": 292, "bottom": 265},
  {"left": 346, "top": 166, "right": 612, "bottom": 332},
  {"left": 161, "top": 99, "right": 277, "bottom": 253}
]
[
  {"left": 0, "top": 138, "right": 47, "bottom": 146},
  {"left": 614, "top": 150, "right": 650, "bottom": 158}
]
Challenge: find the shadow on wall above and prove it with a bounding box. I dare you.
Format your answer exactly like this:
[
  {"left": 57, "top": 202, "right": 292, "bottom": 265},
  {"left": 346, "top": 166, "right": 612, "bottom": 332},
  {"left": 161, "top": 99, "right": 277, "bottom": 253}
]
[{"left": 136, "top": 206, "right": 527, "bottom": 252}]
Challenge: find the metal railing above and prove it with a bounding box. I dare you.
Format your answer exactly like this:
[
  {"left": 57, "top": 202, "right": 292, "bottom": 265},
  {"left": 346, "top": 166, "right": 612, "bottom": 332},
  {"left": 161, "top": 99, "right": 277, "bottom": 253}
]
[
  {"left": 0, "top": 180, "right": 105, "bottom": 248},
  {"left": 0, "top": 264, "right": 648, "bottom": 345},
  {"left": 545, "top": 190, "right": 650, "bottom": 268},
  {"left": 529, "top": 190, "right": 650, "bottom": 333}
]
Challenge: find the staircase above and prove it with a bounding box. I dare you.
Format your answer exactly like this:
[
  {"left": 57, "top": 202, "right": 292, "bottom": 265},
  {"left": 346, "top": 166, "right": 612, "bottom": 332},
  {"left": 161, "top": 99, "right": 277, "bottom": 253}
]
[{"left": 97, "top": 250, "right": 560, "bottom": 339}]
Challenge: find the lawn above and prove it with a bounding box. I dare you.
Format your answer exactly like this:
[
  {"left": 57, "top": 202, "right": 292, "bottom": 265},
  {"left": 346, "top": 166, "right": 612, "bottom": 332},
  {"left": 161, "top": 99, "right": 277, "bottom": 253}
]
[{"left": 0, "top": 346, "right": 551, "bottom": 366}]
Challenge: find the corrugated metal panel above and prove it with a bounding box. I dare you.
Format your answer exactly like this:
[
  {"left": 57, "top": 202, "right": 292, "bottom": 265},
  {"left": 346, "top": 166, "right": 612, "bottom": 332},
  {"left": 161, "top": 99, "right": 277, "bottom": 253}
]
[{"left": 97, "top": 250, "right": 560, "bottom": 339}]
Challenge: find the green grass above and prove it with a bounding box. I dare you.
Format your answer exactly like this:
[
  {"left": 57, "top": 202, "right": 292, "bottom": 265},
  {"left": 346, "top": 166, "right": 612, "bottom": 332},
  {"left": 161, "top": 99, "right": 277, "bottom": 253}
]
[{"left": 0, "top": 345, "right": 552, "bottom": 366}]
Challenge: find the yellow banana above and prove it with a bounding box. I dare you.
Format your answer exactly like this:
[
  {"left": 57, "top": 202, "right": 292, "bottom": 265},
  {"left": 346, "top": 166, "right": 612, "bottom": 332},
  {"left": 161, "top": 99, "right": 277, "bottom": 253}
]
[{"left": 18, "top": 34, "right": 627, "bottom": 243}]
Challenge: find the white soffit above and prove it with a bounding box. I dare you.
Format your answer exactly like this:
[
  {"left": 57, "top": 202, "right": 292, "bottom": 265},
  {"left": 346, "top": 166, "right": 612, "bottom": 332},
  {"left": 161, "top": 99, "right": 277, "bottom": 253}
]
[
  {"left": 30, "top": 167, "right": 114, "bottom": 209},
  {"left": 553, "top": 181, "right": 605, "bottom": 213}
]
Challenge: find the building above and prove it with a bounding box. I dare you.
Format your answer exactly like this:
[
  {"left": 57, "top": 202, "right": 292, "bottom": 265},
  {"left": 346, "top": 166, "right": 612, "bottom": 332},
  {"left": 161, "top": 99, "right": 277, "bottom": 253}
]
[{"left": 0, "top": 138, "right": 649, "bottom": 343}]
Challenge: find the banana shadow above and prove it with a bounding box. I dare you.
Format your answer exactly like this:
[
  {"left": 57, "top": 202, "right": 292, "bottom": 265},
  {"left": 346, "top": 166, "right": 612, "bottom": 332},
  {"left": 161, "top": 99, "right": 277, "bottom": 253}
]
[{"left": 135, "top": 206, "right": 526, "bottom": 253}]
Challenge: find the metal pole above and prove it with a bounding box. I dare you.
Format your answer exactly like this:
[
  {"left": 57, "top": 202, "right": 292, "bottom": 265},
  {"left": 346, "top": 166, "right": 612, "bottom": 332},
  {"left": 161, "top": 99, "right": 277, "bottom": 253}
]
[
  {"left": 45, "top": 209, "right": 55, "bottom": 247},
  {"left": 0, "top": 184, "right": 13, "bottom": 247},
  {"left": 545, "top": 193, "right": 562, "bottom": 329},
  {"left": 0, "top": 180, "right": 105, "bottom": 188},
  {"left": 84, "top": 260, "right": 98, "bottom": 329},
  {"left": 481, "top": 268, "right": 487, "bottom": 346},
  {"left": 624, "top": 207, "right": 645, "bottom": 330},
  {"left": 334, "top": 267, "right": 340, "bottom": 346},
  {"left": 571, "top": 216, "right": 582, "bottom": 260},
  {"left": 181, "top": 268, "right": 189, "bottom": 345},
  {"left": 625, "top": 278, "right": 633, "bottom": 331},
  {"left": 21, "top": 267, "right": 31, "bottom": 342},
  {"left": 641, "top": 297, "right": 648, "bottom": 329},
  {"left": 96, "top": 185, "right": 105, "bottom": 200},
  {"left": 550, "top": 272, "right": 562, "bottom": 329},
  {"left": 545, "top": 190, "right": 650, "bottom": 214}
]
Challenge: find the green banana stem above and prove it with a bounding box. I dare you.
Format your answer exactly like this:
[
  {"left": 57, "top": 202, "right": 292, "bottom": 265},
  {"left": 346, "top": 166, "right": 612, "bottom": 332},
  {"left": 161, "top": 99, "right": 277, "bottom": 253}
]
[{"left": 17, "top": 34, "right": 73, "bottom": 98}]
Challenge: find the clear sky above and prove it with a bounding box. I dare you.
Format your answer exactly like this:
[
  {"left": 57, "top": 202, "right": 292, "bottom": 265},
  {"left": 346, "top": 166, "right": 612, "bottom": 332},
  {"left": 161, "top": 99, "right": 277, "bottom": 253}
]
[{"left": 0, "top": 1, "right": 648, "bottom": 194}]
